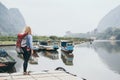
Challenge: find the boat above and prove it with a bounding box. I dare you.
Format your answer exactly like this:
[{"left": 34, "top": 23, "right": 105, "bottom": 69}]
[
  {"left": 39, "top": 41, "right": 59, "bottom": 51},
  {"left": 0, "top": 48, "right": 16, "bottom": 72},
  {"left": 32, "top": 40, "right": 40, "bottom": 52},
  {"left": 61, "top": 51, "right": 74, "bottom": 65},
  {"left": 61, "top": 40, "right": 74, "bottom": 53}
]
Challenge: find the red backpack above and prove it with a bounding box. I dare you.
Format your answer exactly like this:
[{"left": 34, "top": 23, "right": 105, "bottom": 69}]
[
  {"left": 16, "top": 33, "right": 28, "bottom": 54},
  {"left": 16, "top": 33, "right": 28, "bottom": 47}
]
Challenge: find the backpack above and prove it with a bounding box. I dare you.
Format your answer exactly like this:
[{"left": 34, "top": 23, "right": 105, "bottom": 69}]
[{"left": 16, "top": 33, "right": 28, "bottom": 54}]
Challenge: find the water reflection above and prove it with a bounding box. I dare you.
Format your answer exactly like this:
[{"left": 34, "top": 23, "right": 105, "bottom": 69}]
[
  {"left": 61, "top": 51, "right": 74, "bottom": 66},
  {"left": 93, "top": 41, "right": 120, "bottom": 74},
  {"left": 39, "top": 51, "right": 59, "bottom": 60}
]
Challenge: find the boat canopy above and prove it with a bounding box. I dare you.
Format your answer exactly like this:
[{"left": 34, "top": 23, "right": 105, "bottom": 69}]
[
  {"left": 61, "top": 40, "right": 73, "bottom": 47},
  {"left": 0, "top": 49, "right": 7, "bottom": 57}
]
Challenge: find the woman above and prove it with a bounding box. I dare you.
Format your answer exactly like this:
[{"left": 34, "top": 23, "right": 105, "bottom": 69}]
[{"left": 21, "top": 26, "right": 33, "bottom": 75}]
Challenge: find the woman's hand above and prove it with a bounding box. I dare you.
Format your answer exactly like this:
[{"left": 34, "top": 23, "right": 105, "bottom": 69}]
[{"left": 31, "top": 50, "right": 34, "bottom": 54}]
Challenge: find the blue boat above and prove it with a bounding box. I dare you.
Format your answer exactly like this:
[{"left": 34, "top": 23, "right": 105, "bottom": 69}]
[{"left": 61, "top": 40, "right": 74, "bottom": 53}]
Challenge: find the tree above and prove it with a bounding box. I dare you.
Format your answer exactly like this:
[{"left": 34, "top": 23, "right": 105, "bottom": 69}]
[{"left": 49, "top": 36, "right": 57, "bottom": 40}]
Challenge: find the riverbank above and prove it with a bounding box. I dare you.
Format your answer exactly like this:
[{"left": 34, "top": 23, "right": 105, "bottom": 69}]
[
  {"left": 0, "top": 40, "right": 87, "bottom": 46},
  {"left": 0, "top": 70, "right": 80, "bottom": 80},
  {"left": 0, "top": 41, "right": 15, "bottom": 46}
]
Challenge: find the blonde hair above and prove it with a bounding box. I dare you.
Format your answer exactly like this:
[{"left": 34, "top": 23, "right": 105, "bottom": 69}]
[{"left": 24, "top": 26, "right": 32, "bottom": 34}]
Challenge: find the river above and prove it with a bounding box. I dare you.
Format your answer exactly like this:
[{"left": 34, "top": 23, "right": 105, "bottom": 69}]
[{"left": 0, "top": 40, "right": 120, "bottom": 80}]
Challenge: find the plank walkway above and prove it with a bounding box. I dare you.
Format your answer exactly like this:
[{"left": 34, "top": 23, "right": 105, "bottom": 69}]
[{"left": 0, "top": 70, "right": 82, "bottom": 80}]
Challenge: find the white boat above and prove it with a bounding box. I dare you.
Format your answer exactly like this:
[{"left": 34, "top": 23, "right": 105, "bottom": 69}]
[{"left": 39, "top": 41, "right": 59, "bottom": 51}]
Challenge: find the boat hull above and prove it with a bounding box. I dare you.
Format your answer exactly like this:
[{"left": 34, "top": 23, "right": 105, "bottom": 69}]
[
  {"left": 39, "top": 41, "right": 59, "bottom": 51},
  {"left": 39, "top": 45, "right": 59, "bottom": 51},
  {"left": 0, "top": 62, "right": 16, "bottom": 72},
  {"left": 0, "top": 49, "right": 16, "bottom": 72},
  {"left": 61, "top": 49, "right": 73, "bottom": 53}
]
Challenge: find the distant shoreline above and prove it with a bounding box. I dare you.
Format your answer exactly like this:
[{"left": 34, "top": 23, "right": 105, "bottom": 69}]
[
  {"left": 0, "top": 44, "right": 15, "bottom": 46},
  {"left": 0, "top": 41, "right": 16, "bottom": 46}
]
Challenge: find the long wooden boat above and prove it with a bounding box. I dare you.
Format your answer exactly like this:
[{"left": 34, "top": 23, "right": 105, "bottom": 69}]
[
  {"left": 39, "top": 41, "right": 59, "bottom": 51},
  {"left": 32, "top": 40, "right": 40, "bottom": 52},
  {"left": 0, "top": 48, "right": 16, "bottom": 72}
]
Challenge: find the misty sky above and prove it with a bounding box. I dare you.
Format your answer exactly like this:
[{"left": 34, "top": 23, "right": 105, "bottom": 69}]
[{"left": 0, "top": 0, "right": 120, "bottom": 36}]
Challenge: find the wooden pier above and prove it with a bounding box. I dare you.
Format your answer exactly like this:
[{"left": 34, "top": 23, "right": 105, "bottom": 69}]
[{"left": 0, "top": 70, "right": 82, "bottom": 80}]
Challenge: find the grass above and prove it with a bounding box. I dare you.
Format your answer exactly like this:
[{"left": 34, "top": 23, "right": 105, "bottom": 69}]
[{"left": 0, "top": 41, "right": 16, "bottom": 45}]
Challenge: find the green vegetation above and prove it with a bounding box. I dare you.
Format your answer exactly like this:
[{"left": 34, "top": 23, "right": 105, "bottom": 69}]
[
  {"left": 0, "top": 35, "right": 89, "bottom": 45},
  {"left": 33, "top": 35, "right": 89, "bottom": 42},
  {"left": 0, "top": 36, "right": 16, "bottom": 41},
  {"left": 0, "top": 41, "right": 15, "bottom": 45}
]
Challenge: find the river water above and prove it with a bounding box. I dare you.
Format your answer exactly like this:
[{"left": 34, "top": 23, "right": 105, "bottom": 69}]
[{"left": 1, "top": 40, "right": 120, "bottom": 80}]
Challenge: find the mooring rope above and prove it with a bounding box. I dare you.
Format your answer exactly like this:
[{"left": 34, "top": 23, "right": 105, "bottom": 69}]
[{"left": 55, "top": 67, "right": 87, "bottom": 80}]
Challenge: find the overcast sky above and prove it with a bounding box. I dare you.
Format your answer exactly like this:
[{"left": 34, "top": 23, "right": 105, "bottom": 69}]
[{"left": 0, "top": 0, "right": 120, "bottom": 36}]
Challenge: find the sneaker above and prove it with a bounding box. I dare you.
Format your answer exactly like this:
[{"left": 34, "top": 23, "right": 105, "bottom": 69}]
[
  {"left": 23, "top": 72, "right": 27, "bottom": 75},
  {"left": 23, "top": 72, "right": 30, "bottom": 75}
]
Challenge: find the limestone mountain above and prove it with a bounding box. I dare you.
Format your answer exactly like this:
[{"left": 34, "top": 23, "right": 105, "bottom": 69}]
[
  {"left": 64, "top": 5, "right": 120, "bottom": 40},
  {"left": 97, "top": 5, "right": 120, "bottom": 33},
  {"left": 0, "top": 2, "right": 26, "bottom": 35}
]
